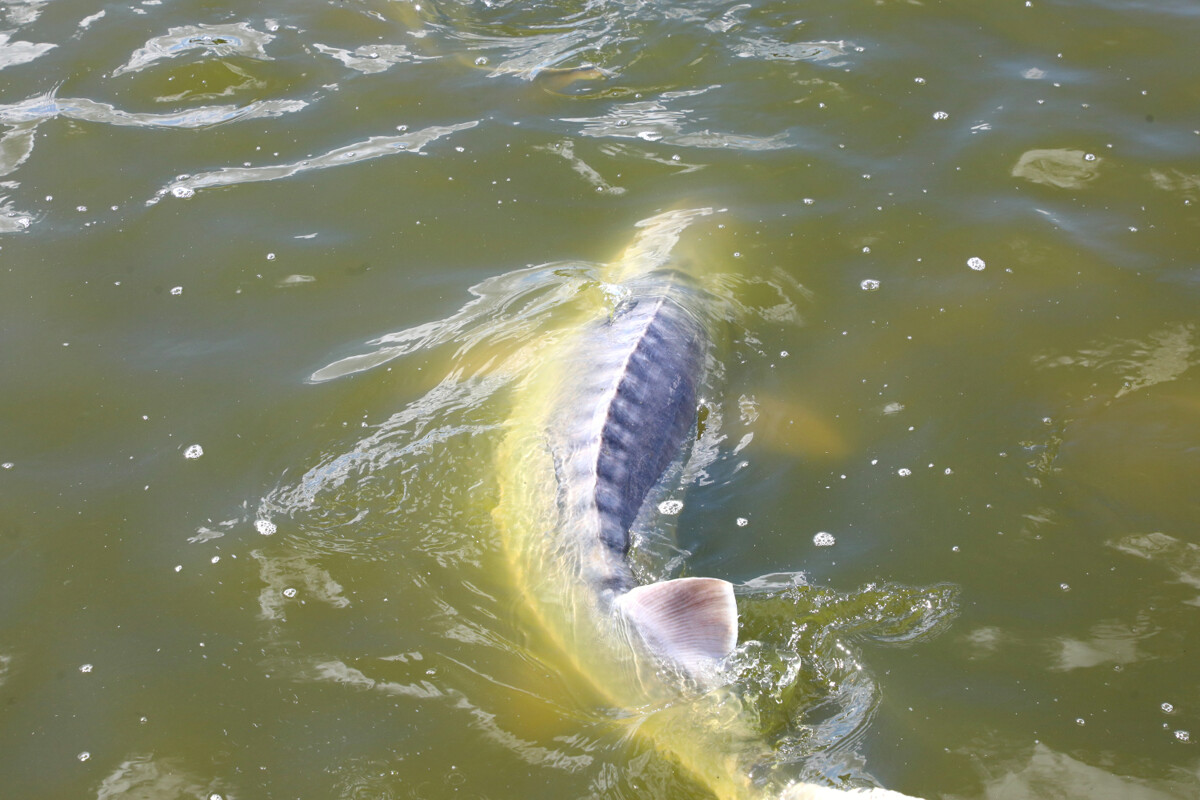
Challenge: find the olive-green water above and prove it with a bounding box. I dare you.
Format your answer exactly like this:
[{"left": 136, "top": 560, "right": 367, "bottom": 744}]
[{"left": 2, "top": 0, "right": 1199, "bottom": 797}]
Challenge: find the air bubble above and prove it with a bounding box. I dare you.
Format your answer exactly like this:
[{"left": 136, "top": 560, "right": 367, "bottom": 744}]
[
  {"left": 967, "top": 257, "right": 986, "bottom": 271},
  {"left": 171, "top": 186, "right": 195, "bottom": 199},
  {"left": 736, "top": 517, "right": 749, "bottom": 527},
  {"left": 80, "top": 664, "right": 93, "bottom": 673},
  {"left": 283, "top": 587, "right": 297, "bottom": 598},
  {"left": 1162, "top": 703, "right": 1175, "bottom": 713},
  {"left": 658, "top": 500, "right": 684, "bottom": 515},
  {"left": 183, "top": 444, "right": 204, "bottom": 459},
  {"left": 932, "top": 111, "right": 949, "bottom": 120},
  {"left": 170, "top": 286, "right": 183, "bottom": 295},
  {"left": 77, "top": 752, "right": 90, "bottom": 762},
  {"left": 1176, "top": 730, "right": 1190, "bottom": 743},
  {"left": 860, "top": 279, "right": 880, "bottom": 291},
  {"left": 897, "top": 468, "right": 912, "bottom": 476}
]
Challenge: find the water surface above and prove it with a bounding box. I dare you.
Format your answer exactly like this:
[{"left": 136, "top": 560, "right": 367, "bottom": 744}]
[{"left": 1, "top": 0, "right": 1198, "bottom": 797}]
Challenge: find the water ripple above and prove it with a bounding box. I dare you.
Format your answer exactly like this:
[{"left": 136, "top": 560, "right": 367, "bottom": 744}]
[
  {"left": 0, "top": 92, "right": 307, "bottom": 129},
  {"left": 735, "top": 575, "right": 958, "bottom": 785},
  {"left": 312, "top": 42, "right": 428, "bottom": 74},
  {"left": 149, "top": 120, "right": 478, "bottom": 202},
  {"left": 733, "top": 37, "right": 854, "bottom": 64},
  {"left": 0, "top": 31, "right": 54, "bottom": 69},
  {"left": 310, "top": 259, "right": 591, "bottom": 382},
  {"left": 562, "top": 98, "right": 792, "bottom": 150},
  {"left": 112, "top": 22, "right": 276, "bottom": 77}
]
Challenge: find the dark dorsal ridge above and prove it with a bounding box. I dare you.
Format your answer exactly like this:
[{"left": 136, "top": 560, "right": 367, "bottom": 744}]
[{"left": 593, "top": 295, "right": 704, "bottom": 555}]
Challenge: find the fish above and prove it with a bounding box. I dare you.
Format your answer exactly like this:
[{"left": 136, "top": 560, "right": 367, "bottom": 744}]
[{"left": 492, "top": 208, "right": 924, "bottom": 800}]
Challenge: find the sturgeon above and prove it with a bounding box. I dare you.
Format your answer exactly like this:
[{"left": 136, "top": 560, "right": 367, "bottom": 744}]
[
  {"left": 495, "top": 207, "right": 736, "bottom": 682},
  {"left": 493, "top": 208, "right": 923, "bottom": 800},
  {"left": 552, "top": 264, "right": 738, "bottom": 675}
]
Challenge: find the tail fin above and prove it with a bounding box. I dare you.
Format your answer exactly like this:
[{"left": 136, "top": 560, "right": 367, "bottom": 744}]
[{"left": 616, "top": 577, "right": 738, "bottom": 676}]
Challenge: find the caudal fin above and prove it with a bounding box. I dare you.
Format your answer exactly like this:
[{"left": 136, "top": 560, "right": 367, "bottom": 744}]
[{"left": 616, "top": 577, "right": 738, "bottom": 676}]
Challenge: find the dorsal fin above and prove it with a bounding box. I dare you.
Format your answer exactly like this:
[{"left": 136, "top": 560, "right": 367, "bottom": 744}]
[{"left": 616, "top": 577, "right": 738, "bottom": 676}]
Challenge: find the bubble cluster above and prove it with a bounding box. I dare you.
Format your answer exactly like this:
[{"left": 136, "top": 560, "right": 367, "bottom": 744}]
[
  {"left": 255, "top": 519, "right": 277, "bottom": 536},
  {"left": 657, "top": 499, "right": 684, "bottom": 515},
  {"left": 967, "top": 257, "right": 986, "bottom": 271},
  {"left": 813, "top": 531, "right": 835, "bottom": 547},
  {"left": 183, "top": 444, "right": 204, "bottom": 459},
  {"left": 860, "top": 279, "right": 880, "bottom": 291}
]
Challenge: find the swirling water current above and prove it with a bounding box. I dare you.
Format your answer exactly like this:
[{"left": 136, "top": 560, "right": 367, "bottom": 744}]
[{"left": 1, "top": 0, "right": 1199, "bottom": 798}]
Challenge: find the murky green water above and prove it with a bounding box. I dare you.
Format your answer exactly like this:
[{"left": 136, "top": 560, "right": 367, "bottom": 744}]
[{"left": 2, "top": 0, "right": 1198, "bottom": 797}]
